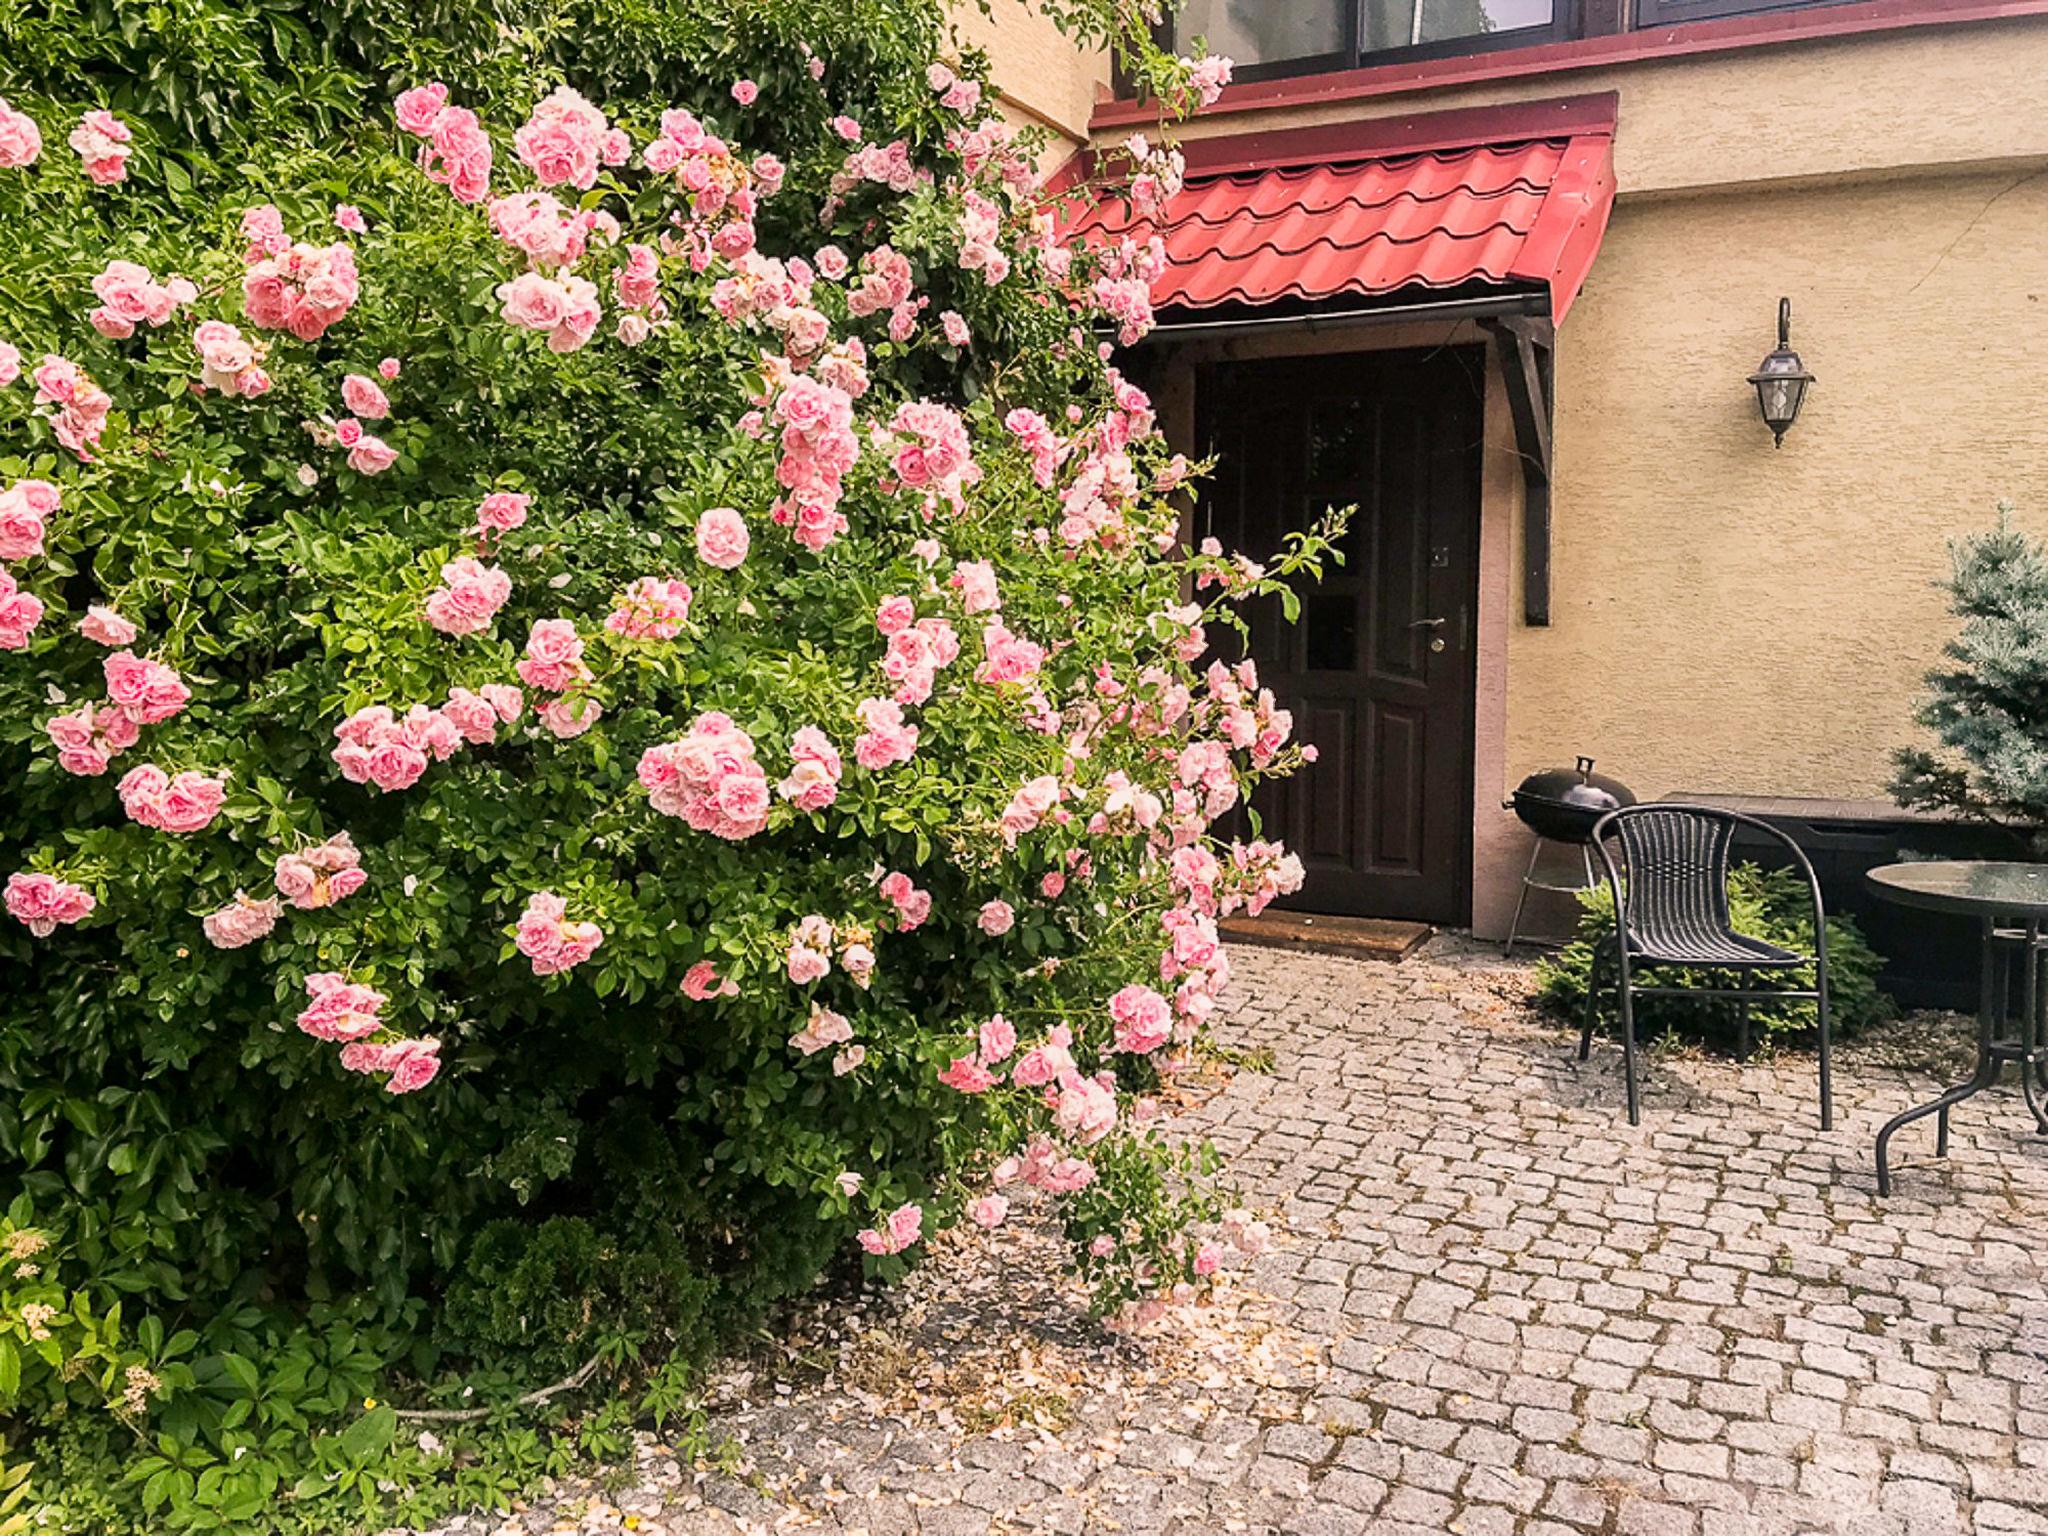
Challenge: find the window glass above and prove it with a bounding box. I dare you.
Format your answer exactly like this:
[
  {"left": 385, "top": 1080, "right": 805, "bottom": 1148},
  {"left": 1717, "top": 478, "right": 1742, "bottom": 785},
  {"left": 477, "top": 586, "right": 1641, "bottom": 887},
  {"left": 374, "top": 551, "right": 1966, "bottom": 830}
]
[
  {"left": 1171, "top": 0, "right": 1347, "bottom": 65},
  {"left": 1362, "top": 0, "right": 1553, "bottom": 51}
]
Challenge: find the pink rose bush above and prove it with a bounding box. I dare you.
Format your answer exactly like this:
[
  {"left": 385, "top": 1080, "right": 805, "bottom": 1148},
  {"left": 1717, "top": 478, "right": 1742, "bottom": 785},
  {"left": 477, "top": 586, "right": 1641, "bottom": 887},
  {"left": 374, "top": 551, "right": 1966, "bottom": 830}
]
[{"left": 0, "top": 24, "right": 1321, "bottom": 1356}]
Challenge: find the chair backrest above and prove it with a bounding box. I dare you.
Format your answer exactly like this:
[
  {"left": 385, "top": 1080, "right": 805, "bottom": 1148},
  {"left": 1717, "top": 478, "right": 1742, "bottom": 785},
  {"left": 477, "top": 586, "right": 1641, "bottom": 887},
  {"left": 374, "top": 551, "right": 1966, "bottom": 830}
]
[{"left": 1598, "top": 806, "right": 1737, "bottom": 945}]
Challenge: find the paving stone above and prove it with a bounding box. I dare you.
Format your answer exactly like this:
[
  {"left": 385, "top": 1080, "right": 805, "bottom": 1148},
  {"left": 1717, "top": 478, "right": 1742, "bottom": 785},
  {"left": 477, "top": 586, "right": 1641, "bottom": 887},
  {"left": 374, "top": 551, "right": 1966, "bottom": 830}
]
[{"left": 406, "top": 939, "right": 2048, "bottom": 1536}]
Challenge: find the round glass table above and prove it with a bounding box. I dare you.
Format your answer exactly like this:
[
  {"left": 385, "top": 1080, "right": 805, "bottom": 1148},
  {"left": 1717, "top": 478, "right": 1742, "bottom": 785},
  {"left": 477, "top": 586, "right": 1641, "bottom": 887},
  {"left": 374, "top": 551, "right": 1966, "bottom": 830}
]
[{"left": 1866, "top": 861, "right": 2048, "bottom": 1194}]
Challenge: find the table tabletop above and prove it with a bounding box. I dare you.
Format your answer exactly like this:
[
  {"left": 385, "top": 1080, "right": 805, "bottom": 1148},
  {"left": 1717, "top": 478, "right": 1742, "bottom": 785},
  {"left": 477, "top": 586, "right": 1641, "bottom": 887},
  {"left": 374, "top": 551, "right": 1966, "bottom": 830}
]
[{"left": 1866, "top": 860, "right": 2048, "bottom": 918}]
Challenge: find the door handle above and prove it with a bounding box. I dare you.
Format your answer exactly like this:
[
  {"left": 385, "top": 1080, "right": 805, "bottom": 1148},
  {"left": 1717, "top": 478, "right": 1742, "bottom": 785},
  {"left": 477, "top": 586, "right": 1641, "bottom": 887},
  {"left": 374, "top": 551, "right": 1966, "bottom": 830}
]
[{"left": 1407, "top": 617, "right": 1447, "bottom": 630}]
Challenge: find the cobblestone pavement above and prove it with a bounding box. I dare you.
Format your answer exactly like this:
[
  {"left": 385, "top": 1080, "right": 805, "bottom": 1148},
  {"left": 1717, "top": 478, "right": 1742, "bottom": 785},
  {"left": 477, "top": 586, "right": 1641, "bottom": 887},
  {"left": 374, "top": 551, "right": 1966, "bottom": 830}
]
[{"left": 421, "top": 939, "right": 2048, "bottom": 1536}]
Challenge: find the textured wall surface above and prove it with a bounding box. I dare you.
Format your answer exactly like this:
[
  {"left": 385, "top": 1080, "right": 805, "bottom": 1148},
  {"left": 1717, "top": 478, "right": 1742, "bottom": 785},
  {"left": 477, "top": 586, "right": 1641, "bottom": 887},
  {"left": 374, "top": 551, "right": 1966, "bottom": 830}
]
[
  {"left": 949, "top": 0, "right": 1107, "bottom": 157},
  {"left": 1518, "top": 169, "right": 2048, "bottom": 803},
  {"left": 1146, "top": 17, "right": 2048, "bottom": 198}
]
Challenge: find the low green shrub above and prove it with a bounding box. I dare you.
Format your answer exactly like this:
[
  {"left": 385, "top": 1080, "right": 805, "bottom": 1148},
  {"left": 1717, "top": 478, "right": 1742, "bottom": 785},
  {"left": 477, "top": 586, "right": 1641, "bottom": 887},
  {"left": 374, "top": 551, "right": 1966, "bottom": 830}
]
[{"left": 1535, "top": 864, "right": 1892, "bottom": 1046}]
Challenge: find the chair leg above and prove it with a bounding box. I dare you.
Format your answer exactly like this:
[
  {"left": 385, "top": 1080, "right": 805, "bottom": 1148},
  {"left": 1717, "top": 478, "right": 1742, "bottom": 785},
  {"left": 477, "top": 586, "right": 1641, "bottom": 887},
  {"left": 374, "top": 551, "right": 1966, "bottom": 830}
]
[
  {"left": 1736, "top": 1000, "right": 1751, "bottom": 1061},
  {"left": 1816, "top": 953, "right": 1833, "bottom": 1133},
  {"left": 1579, "top": 942, "right": 1602, "bottom": 1062},
  {"left": 1619, "top": 966, "right": 1642, "bottom": 1127}
]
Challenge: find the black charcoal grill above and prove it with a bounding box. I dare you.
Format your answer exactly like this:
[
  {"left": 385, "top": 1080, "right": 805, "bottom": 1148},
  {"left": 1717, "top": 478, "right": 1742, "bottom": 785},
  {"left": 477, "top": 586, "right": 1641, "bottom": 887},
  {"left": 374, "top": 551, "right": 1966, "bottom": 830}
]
[{"left": 1502, "top": 756, "right": 1635, "bottom": 956}]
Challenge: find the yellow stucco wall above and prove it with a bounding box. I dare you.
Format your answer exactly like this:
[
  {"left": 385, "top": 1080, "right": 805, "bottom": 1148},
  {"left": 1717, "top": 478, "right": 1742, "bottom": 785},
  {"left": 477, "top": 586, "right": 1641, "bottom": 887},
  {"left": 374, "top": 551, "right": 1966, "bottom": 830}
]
[
  {"left": 1524, "top": 168, "right": 2048, "bottom": 801},
  {"left": 1137, "top": 16, "right": 2048, "bottom": 198},
  {"left": 949, "top": 0, "right": 1108, "bottom": 158}
]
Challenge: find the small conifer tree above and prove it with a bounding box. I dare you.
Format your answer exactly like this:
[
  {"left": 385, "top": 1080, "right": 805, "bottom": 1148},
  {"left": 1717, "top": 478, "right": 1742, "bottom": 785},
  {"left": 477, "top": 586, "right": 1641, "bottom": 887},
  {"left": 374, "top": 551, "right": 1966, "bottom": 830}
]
[{"left": 1893, "top": 508, "right": 2048, "bottom": 837}]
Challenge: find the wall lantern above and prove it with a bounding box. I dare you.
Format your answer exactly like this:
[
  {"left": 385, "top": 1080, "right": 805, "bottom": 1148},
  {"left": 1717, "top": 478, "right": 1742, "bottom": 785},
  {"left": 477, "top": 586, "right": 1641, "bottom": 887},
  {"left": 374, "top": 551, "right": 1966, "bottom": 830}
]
[{"left": 1748, "top": 297, "right": 1815, "bottom": 447}]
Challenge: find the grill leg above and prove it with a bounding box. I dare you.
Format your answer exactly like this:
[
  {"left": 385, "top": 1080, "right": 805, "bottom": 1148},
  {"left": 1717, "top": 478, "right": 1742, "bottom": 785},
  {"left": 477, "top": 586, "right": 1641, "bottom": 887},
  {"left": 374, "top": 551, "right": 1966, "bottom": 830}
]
[{"left": 1503, "top": 839, "right": 1544, "bottom": 959}]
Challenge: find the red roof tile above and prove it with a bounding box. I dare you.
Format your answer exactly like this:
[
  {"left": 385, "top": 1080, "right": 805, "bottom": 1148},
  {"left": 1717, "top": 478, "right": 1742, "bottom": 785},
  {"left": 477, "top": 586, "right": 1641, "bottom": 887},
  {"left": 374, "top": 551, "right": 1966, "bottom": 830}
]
[{"left": 1063, "top": 104, "right": 1617, "bottom": 324}]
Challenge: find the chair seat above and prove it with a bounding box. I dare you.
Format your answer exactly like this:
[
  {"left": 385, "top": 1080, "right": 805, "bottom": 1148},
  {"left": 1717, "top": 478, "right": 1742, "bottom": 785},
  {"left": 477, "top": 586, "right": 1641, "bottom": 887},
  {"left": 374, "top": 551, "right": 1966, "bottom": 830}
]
[{"left": 1624, "top": 926, "right": 1806, "bottom": 967}]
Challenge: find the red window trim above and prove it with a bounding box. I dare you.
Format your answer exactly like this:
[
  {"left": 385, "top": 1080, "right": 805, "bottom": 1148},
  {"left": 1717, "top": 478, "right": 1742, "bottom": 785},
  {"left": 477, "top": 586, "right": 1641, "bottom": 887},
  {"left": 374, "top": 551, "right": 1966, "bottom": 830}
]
[{"left": 1092, "top": 0, "right": 2048, "bottom": 131}]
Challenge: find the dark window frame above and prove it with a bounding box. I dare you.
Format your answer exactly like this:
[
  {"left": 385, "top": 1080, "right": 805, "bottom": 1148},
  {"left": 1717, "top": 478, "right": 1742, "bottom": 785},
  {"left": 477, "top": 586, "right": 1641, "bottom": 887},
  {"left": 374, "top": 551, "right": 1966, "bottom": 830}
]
[
  {"left": 1159, "top": 0, "right": 1582, "bottom": 86},
  {"left": 1635, "top": 0, "right": 1855, "bottom": 21}
]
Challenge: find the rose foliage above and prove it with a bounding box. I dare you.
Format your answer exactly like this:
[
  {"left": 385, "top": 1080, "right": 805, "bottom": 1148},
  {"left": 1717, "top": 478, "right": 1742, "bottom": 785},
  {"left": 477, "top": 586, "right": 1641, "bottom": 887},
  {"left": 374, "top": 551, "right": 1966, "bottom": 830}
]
[{"left": 0, "top": 0, "right": 1325, "bottom": 1526}]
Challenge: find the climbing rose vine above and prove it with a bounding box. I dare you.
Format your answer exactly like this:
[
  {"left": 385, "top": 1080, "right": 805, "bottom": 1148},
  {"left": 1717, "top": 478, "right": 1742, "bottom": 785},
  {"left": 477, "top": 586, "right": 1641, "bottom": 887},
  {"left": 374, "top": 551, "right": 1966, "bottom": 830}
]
[{"left": 0, "top": 21, "right": 1304, "bottom": 1337}]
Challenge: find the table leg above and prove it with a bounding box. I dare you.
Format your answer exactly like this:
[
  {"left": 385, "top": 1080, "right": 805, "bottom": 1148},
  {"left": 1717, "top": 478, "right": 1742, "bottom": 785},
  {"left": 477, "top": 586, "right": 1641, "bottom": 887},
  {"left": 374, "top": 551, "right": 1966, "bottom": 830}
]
[
  {"left": 1877, "top": 914, "right": 2003, "bottom": 1196},
  {"left": 2025, "top": 924, "right": 2048, "bottom": 1135}
]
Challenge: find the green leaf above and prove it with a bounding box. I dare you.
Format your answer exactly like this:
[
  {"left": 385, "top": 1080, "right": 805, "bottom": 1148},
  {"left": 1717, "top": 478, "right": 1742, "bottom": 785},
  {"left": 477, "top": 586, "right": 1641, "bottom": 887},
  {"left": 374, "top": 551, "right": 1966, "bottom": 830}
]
[{"left": 339, "top": 1402, "right": 396, "bottom": 1463}]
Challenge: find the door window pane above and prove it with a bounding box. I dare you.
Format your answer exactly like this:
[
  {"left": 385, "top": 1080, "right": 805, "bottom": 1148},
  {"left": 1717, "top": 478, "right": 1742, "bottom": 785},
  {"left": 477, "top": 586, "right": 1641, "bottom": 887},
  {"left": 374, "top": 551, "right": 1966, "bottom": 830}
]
[
  {"left": 1362, "top": 0, "right": 1553, "bottom": 51},
  {"left": 1171, "top": 0, "right": 1346, "bottom": 65},
  {"left": 1303, "top": 593, "right": 1358, "bottom": 672}
]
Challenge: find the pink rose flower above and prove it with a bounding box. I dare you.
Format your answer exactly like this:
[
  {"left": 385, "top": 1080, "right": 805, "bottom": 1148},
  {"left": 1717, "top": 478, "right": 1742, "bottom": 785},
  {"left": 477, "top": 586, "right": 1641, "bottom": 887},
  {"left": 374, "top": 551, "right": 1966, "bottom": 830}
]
[
  {"left": 424, "top": 556, "right": 512, "bottom": 636},
  {"left": 378, "top": 356, "right": 401, "bottom": 380},
  {"left": 681, "top": 959, "right": 738, "bottom": 1000},
  {"left": 604, "top": 575, "right": 691, "bottom": 640},
  {"left": 0, "top": 477, "right": 57, "bottom": 561},
  {"left": 938, "top": 1054, "right": 995, "bottom": 1093},
  {"left": 515, "top": 618, "right": 586, "bottom": 692},
  {"left": 202, "top": 891, "right": 281, "bottom": 949},
  {"left": 968, "top": 1195, "right": 1008, "bottom": 1229},
  {"left": 381, "top": 1038, "right": 442, "bottom": 1093},
  {"left": 102, "top": 649, "right": 189, "bottom": 724},
  {"left": 514, "top": 85, "right": 612, "bottom": 190},
  {"left": 695, "top": 506, "right": 749, "bottom": 570},
  {"left": 855, "top": 1202, "right": 922, "bottom": 1256},
  {"left": 977, "top": 899, "right": 1015, "bottom": 935},
  {"left": 875, "top": 595, "right": 915, "bottom": 636},
  {"left": 777, "top": 725, "right": 842, "bottom": 812},
  {"left": 394, "top": 82, "right": 450, "bottom": 135},
  {"left": 341, "top": 373, "right": 390, "bottom": 419},
  {"left": 347, "top": 434, "right": 397, "bottom": 475},
  {"left": 79, "top": 605, "right": 136, "bottom": 646},
  {"left": 333, "top": 204, "right": 366, "bottom": 233},
  {"left": 475, "top": 490, "right": 531, "bottom": 534},
  {"left": 68, "top": 110, "right": 131, "bottom": 185},
  {"left": 274, "top": 832, "right": 366, "bottom": 910},
  {"left": 0, "top": 573, "right": 51, "bottom": 639},
  {"left": 730, "top": 79, "right": 758, "bottom": 105},
  {"left": 515, "top": 889, "right": 605, "bottom": 975},
  {"left": 789, "top": 1000, "right": 850, "bottom": 1053},
  {"left": 297, "top": 971, "right": 387, "bottom": 1042},
  {"left": 978, "top": 1014, "right": 1017, "bottom": 1061},
  {"left": 537, "top": 695, "right": 602, "bottom": 738},
  {"left": 1108, "top": 983, "right": 1173, "bottom": 1055},
  {"left": 0, "top": 98, "right": 41, "bottom": 169},
  {"left": 5, "top": 871, "right": 94, "bottom": 936},
  {"left": 853, "top": 696, "right": 917, "bottom": 771}
]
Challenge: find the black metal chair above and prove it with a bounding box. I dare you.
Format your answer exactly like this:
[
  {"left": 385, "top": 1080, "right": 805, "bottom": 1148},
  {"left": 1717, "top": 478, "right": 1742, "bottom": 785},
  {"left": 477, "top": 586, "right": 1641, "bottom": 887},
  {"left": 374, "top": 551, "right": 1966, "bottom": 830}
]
[{"left": 1579, "top": 806, "right": 1832, "bottom": 1130}]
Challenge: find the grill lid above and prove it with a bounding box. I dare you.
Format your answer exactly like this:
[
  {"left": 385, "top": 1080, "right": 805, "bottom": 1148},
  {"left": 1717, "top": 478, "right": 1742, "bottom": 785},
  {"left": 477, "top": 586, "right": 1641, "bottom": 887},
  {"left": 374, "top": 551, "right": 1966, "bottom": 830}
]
[{"left": 1514, "top": 755, "right": 1634, "bottom": 814}]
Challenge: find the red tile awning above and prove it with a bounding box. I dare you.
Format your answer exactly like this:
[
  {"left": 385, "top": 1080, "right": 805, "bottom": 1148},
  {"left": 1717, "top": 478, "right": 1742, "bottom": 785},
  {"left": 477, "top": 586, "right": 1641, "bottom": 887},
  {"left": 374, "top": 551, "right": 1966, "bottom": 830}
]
[{"left": 1062, "top": 94, "right": 1618, "bottom": 325}]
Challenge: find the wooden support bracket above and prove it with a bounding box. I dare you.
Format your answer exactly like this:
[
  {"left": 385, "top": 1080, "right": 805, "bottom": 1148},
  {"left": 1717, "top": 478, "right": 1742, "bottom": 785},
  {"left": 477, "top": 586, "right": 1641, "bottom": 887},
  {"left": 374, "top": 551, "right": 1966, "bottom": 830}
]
[{"left": 1487, "top": 316, "right": 1556, "bottom": 627}]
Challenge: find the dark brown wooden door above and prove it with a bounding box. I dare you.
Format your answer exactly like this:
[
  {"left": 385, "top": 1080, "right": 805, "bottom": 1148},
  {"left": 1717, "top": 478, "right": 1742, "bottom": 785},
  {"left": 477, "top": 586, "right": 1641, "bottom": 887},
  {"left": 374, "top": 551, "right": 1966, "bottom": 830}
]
[{"left": 1197, "top": 348, "right": 1483, "bottom": 923}]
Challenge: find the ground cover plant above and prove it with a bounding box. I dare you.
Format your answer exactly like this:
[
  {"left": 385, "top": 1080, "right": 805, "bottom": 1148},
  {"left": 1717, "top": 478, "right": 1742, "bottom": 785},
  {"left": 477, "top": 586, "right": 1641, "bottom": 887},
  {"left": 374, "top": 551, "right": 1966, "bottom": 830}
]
[{"left": 0, "top": 2, "right": 1314, "bottom": 1528}]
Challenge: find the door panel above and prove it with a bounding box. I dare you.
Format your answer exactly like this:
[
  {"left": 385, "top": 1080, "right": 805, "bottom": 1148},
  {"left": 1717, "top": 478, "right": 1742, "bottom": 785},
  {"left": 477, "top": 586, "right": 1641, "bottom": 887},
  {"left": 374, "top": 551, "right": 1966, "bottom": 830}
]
[{"left": 1197, "top": 348, "right": 1483, "bottom": 923}]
